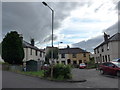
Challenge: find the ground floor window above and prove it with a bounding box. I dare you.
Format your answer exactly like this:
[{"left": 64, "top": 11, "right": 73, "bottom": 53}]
[
  {"left": 105, "top": 55, "right": 107, "bottom": 62},
  {"left": 56, "top": 61, "right": 59, "bottom": 64},
  {"left": 61, "top": 61, "right": 65, "bottom": 65},
  {"left": 108, "top": 55, "right": 110, "bottom": 61},
  {"left": 73, "top": 61, "right": 77, "bottom": 65},
  {"left": 102, "top": 56, "right": 104, "bottom": 62}
]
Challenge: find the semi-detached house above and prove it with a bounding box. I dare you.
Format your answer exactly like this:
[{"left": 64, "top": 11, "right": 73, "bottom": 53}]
[
  {"left": 94, "top": 32, "right": 120, "bottom": 64},
  {"left": 19, "top": 35, "right": 45, "bottom": 65}
]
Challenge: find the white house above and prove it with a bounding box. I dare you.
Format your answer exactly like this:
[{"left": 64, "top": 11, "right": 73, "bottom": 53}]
[
  {"left": 94, "top": 32, "right": 120, "bottom": 64},
  {"left": 19, "top": 35, "right": 45, "bottom": 66}
]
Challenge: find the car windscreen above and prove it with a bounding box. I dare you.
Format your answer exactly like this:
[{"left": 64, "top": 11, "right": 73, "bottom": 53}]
[
  {"left": 112, "top": 58, "right": 120, "bottom": 62},
  {"left": 112, "top": 62, "right": 120, "bottom": 68},
  {"left": 80, "top": 64, "right": 85, "bottom": 66}
]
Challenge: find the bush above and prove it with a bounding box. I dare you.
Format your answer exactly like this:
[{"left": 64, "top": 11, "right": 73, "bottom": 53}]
[
  {"left": 53, "top": 64, "right": 72, "bottom": 80},
  {"left": 86, "top": 57, "right": 96, "bottom": 69},
  {"left": 44, "top": 64, "right": 72, "bottom": 80}
]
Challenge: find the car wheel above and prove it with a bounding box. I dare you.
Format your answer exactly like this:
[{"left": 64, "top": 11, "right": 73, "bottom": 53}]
[
  {"left": 116, "top": 71, "right": 120, "bottom": 77},
  {"left": 100, "top": 69, "right": 104, "bottom": 74}
]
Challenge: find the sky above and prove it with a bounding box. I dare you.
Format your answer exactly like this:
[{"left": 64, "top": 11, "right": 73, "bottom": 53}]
[{"left": 1, "top": 0, "right": 119, "bottom": 53}]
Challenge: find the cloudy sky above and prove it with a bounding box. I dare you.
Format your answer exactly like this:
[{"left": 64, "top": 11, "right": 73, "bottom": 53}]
[{"left": 2, "top": 0, "right": 119, "bottom": 53}]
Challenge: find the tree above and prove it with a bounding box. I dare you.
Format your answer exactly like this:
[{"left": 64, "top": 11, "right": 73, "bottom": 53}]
[
  {"left": 2, "top": 31, "right": 24, "bottom": 65},
  {"left": 45, "top": 47, "right": 58, "bottom": 78},
  {"left": 45, "top": 47, "right": 58, "bottom": 61}
]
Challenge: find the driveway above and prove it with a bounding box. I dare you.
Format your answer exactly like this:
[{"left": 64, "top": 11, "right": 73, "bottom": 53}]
[{"left": 72, "top": 68, "right": 119, "bottom": 88}]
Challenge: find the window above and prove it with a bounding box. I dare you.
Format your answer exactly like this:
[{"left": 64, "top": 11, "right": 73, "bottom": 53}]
[
  {"left": 105, "top": 55, "right": 107, "bottom": 62},
  {"left": 107, "top": 43, "right": 109, "bottom": 50},
  {"left": 73, "top": 61, "right": 77, "bottom": 64},
  {"left": 102, "top": 56, "right": 105, "bottom": 62},
  {"left": 36, "top": 50, "right": 37, "bottom": 56},
  {"left": 83, "top": 53, "right": 86, "bottom": 57},
  {"left": 97, "top": 48, "right": 99, "bottom": 53},
  {"left": 62, "top": 61, "right": 65, "bottom": 64},
  {"left": 40, "top": 52, "right": 42, "bottom": 57},
  {"left": 108, "top": 55, "right": 110, "bottom": 61},
  {"left": 101, "top": 46, "right": 104, "bottom": 52},
  {"left": 94, "top": 50, "right": 96, "bottom": 54},
  {"left": 30, "top": 48, "right": 32, "bottom": 55},
  {"left": 61, "top": 54, "right": 65, "bottom": 58},
  {"left": 72, "top": 54, "right": 76, "bottom": 58}
]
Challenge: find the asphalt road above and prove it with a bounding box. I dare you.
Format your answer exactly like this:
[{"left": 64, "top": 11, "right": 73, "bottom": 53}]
[{"left": 2, "top": 68, "right": 119, "bottom": 88}]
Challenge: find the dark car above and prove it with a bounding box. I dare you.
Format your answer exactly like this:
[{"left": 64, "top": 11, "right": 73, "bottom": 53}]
[
  {"left": 99, "top": 62, "right": 120, "bottom": 77},
  {"left": 41, "top": 64, "right": 50, "bottom": 70}
]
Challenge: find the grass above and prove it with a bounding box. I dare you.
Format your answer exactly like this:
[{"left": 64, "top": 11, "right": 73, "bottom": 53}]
[
  {"left": 86, "top": 64, "right": 96, "bottom": 69},
  {"left": 17, "top": 70, "right": 45, "bottom": 77},
  {"left": 0, "top": 61, "right": 5, "bottom": 64}
]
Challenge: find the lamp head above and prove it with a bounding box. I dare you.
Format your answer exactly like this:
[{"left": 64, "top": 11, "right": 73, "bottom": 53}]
[{"left": 42, "top": 2, "right": 48, "bottom": 6}]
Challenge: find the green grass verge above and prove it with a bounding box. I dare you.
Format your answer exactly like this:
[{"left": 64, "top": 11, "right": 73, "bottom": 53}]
[
  {"left": 16, "top": 70, "right": 45, "bottom": 77},
  {"left": 0, "top": 62, "right": 5, "bottom": 64}
]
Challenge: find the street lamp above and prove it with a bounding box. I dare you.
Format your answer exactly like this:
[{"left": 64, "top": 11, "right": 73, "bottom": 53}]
[
  {"left": 42, "top": 1, "right": 54, "bottom": 62},
  {"left": 42, "top": 2, "right": 54, "bottom": 48},
  {"left": 42, "top": 2, "right": 54, "bottom": 77}
]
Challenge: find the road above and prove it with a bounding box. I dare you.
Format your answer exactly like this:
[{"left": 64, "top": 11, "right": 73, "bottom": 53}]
[
  {"left": 72, "top": 68, "right": 119, "bottom": 88},
  {"left": 2, "top": 68, "right": 119, "bottom": 88}
]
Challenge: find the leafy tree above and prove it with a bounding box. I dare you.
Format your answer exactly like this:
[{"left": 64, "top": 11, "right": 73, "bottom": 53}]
[
  {"left": 45, "top": 47, "right": 58, "bottom": 61},
  {"left": 2, "top": 31, "right": 24, "bottom": 65}
]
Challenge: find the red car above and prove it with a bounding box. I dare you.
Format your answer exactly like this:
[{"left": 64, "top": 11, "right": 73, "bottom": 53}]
[
  {"left": 79, "top": 63, "right": 86, "bottom": 69},
  {"left": 99, "top": 62, "right": 120, "bottom": 77}
]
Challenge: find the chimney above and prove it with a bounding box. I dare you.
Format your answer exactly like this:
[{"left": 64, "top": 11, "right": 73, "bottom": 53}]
[
  {"left": 104, "top": 32, "right": 110, "bottom": 42},
  {"left": 31, "top": 38, "right": 34, "bottom": 46},
  {"left": 67, "top": 45, "right": 70, "bottom": 48}
]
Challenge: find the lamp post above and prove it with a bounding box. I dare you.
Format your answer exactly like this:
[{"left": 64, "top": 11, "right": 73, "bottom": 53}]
[
  {"left": 42, "top": 2, "right": 54, "bottom": 78},
  {"left": 42, "top": 2, "right": 54, "bottom": 48}
]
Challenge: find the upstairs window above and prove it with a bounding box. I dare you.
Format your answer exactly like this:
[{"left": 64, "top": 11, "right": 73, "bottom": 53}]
[
  {"left": 30, "top": 48, "right": 32, "bottom": 55},
  {"left": 94, "top": 49, "right": 96, "bottom": 54},
  {"left": 97, "top": 48, "right": 99, "bottom": 53},
  {"left": 72, "top": 54, "right": 76, "bottom": 58},
  {"left": 101, "top": 46, "right": 104, "bottom": 52},
  {"left": 40, "top": 52, "right": 42, "bottom": 57},
  {"left": 83, "top": 53, "right": 86, "bottom": 57},
  {"left": 61, "top": 54, "right": 65, "bottom": 58},
  {"left": 107, "top": 43, "right": 109, "bottom": 50},
  {"left": 36, "top": 50, "right": 38, "bottom": 56}
]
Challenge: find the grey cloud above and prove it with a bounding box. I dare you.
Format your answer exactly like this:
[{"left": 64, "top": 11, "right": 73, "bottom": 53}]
[
  {"left": 42, "top": 34, "right": 58, "bottom": 43},
  {"left": 72, "top": 35, "right": 103, "bottom": 52},
  {"left": 2, "top": 2, "right": 81, "bottom": 42},
  {"left": 72, "top": 22, "right": 119, "bottom": 52},
  {"left": 103, "top": 22, "right": 118, "bottom": 36}
]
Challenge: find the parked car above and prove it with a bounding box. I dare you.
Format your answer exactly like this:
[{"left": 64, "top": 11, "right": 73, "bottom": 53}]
[
  {"left": 41, "top": 64, "right": 50, "bottom": 70},
  {"left": 99, "top": 62, "right": 120, "bottom": 77},
  {"left": 111, "top": 58, "right": 120, "bottom": 62},
  {"left": 79, "top": 63, "right": 86, "bottom": 69}
]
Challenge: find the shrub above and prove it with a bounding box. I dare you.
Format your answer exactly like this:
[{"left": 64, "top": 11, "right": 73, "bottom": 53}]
[{"left": 53, "top": 64, "right": 72, "bottom": 80}]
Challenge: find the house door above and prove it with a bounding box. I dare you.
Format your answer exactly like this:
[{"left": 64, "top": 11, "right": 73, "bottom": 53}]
[
  {"left": 67, "top": 59, "right": 71, "bottom": 64},
  {"left": 79, "top": 60, "right": 82, "bottom": 64}
]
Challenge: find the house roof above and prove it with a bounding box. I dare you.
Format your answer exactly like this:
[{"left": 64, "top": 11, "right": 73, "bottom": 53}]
[
  {"left": 94, "top": 33, "right": 120, "bottom": 50},
  {"left": 23, "top": 40, "right": 43, "bottom": 51},
  {"left": 59, "top": 48, "right": 89, "bottom": 54}
]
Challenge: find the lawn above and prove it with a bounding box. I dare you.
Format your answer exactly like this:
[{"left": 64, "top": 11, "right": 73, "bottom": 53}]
[{"left": 20, "top": 70, "right": 45, "bottom": 77}]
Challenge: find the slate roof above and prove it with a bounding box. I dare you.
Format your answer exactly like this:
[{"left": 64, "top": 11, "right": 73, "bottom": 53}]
[
  {"left": 59, "top": 48, "right": 89, "bottom": 54},
  {"left": 94, "top": 33, "right": 120, "bottom": 50},
  {"left": 23, "top": 40, "right": 42, "bottom": 51}
]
